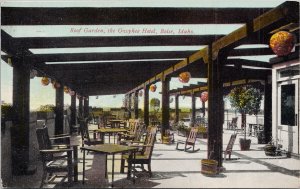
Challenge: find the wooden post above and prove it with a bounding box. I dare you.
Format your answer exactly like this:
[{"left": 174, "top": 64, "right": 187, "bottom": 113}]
[
  {"left": 134, "top": 91, "right": 139, "bottom": 119},
  {"left": 128, "top": 93, "right": 132, "bottom": 119},
  {"left": 202, "top": 101, "right": 206, "bottom": 118},
  {"left": 144, "top": 85, "right": 149, "bottom": 126},
  {"left": 84, "top": 97, "right": 89, "bottom": 118},
  {"left": 161, "top": 76, "right": 170, "bottom": 137},
  {"left": 11, "top": 58, "right": 30, "bottom": 175},
  {"left": 175, "top": 94, "right": 179, "bottom": 123},
  {"left": 71, "top": 94, "right": 76, "bottom": 128},
  {"left": 55, "top": 85, "right": 64, "bottom": 136},
  {"left": 79, "top": 96, "right": 83, "bottom": 117},
  {"left": 207, "top": 45, "right": 224, "bottom": 169},
  {"left": 191, "top": 92, "right": 196, "bottom": 125},
  {"left": 264, "top": 81, "right": 272, "bottom": 144}
]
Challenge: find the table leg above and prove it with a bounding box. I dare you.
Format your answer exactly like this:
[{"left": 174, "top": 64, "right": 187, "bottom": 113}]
[
  {"left": 82, "top": 149, "right": 85, "bottom": 184},
  {"left": 105, "top": 154, "right": 108, "bottom": 179},
  {"left": 112, "top": 154, "right": 115, "bottom": 188}
]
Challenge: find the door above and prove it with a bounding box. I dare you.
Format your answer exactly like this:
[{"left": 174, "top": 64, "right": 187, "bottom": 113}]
[{"left": 278, "top": 79, "right": 299, "bottom": 154}]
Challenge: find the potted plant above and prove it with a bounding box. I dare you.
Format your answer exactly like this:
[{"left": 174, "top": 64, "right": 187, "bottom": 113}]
[
  {"left": 264, "top": 138, "right": 277, "bottom": 156},
  {"left": 228, "top": 86, "right": 263, "bottom": 151}
]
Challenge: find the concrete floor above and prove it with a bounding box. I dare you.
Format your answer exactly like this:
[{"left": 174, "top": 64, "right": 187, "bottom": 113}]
[{"left": 4, "top": 125, "right": 300, "bottom": 188}]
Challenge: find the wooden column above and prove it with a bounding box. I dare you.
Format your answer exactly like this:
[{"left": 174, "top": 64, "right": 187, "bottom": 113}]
[
  {"left": 128, "top": 93, "right": 132, "bottom": 119},
  {"left": 70, "top": 94, "right": 76, "bottom": 127},
  {"left": 264, "top": 81, "right": 272, "bottom": 144},
  {"left": 134, "top": 91, "right": 139, "bottom": 119},
  {"left": 55, "top": 85, "right": 64, "bottom": 136},
  {"left": 202, "top": 100, "right": 206, "bottom": 118},
  {"left": 11, "top": 58, "right": 30, "bottom": 175},
  {"left": 79, "top": 96, "right": 83, "bottom": 117},
  {"left": 84, "top": 97, "right": 89, "bottom": 118},
  {"left": 207, "top": 45, "right": 224, "bottom": 169},
  {"left": 144, "top": 85, "right": 149, "bottom": 126},
  {"left": 161, "top": 76, "right": 170, "bottom": 136},
  {"left": 191, "top": 92, "right": 196, "bottom": 125},
  {"left": 175, "top": 94, "right": 179, "bottom": 123}
]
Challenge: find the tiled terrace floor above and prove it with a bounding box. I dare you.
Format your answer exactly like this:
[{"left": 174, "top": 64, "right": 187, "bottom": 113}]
[{"left": 5, "top": 124, "right": 300, "bottom": 188}]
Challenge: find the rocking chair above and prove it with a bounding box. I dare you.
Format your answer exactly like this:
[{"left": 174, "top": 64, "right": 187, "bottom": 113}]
[{"left": 176, "top": 127, "right": 200, "bottom": 153}]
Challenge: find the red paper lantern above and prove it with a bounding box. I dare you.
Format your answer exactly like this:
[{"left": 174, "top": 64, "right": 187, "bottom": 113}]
[
  {"left": 41, "top": 77, "right": 50, "bottom": 86},
  {"left": 200, "top": 91, "right": 208, "bottom": 102},
  {"left": 52, "top": 81, "right": 61, "bottom": 89},
  {"left": 179, "top": 72, "right": 191, "bottom": 83},
  {"left": 150, "top": 84, "right": 157, "bottom": 92},
  {"left": 270, "top": 31, "right": 295, "bottom": 56},
  {"left": 64, "top": 86, "right": 69, "bottom": 93}
]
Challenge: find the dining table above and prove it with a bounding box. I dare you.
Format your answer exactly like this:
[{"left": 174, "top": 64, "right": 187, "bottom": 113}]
[
  {"left": 96, "top": 127, "right": 128, "bottom": 144},
  {"left": 81, "top": 144, "right": 137, "bottom": 188},
  {"left": 109, "top": 119, "right": 125, "bottom": 128}
]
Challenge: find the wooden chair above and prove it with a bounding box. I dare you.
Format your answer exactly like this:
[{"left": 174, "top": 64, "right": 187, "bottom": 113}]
[
  {"left": 78, "top": 118, "right": 103, "bottom": 147},
  {"left": 118, "top": 119, "right": 139, "bottom": 142},
  {"left": 36, "top": 126, "right": 78, "bottom": 188},
  {"left": 223, "top": 133, "right": 237, "bottom": 160},
  {"left": 120, "top": 126, "right": 157, "bottom": 177},
  {"left": 176, "top": 127, "right": 199, "bottom": 153},
  {"left": 227, "top": 117, "right": 238, "bottom": 130}
]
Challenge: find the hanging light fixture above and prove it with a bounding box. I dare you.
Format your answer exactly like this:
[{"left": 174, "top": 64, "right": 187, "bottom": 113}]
[
  {"left": 178, "top": 72, "right": 191, "bottom": 83},
  {"left": 270, "top": 31, "right": 295, "bottom": 56},
  {"left": 200, "top": 91, "right": 208, "bottom": 102},
  {"left": 150, "top": 84, "right": 157, "bottom": 92},
  {"left": 41, "top": 77, "right": 50, "bottom": 86}
]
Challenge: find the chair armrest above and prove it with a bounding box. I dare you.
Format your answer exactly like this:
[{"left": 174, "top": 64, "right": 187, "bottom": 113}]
[
  {"left": 49, "top": 136, "right": 71, "bottom": 140},
  {"left": 40, "top": 148, "right": 73, "bottom": 154},
  {"left": 52, "top": 133, "right": 70, "bottom": 137}
]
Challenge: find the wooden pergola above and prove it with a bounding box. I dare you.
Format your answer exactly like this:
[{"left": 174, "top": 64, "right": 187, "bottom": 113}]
[{"left": 1, "top": 1, "right": 299, "bottom": 175}]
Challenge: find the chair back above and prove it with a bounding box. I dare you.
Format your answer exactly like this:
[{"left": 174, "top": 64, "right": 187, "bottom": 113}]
[
  {"left": 79, "top": 118, "right": 92, "bottom": 143},
  {"left": 232, "top": 117, "right": 238, "bottom": 125},
  {"left": 127, "top": 119, "right": 139, "bottom": 135},
  {"left": 36, "top": 126, "right": 53, "bottom": 161},
  {"left": 134, "top": 123, "right": 147, "bottom": 141},
  {"left": 186, "top": 127, "right": 198, "bottom": 144},
  {"left": 141, "top": 126, "right": 157, "bottom": 159}
]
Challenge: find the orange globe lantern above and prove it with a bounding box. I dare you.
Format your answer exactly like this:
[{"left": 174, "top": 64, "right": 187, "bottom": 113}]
[
  {"left": 150, "top": 84, "right": 157, "bottom": 92},
  {"left": 178, "top": 72, "right": 191, "bottom": 83},
  {"left": 270, "top": 31, "right": 295, "bottom": 56},
  {"left": 41, "top": 77, "right": 50, "bottom": 86},
  {"left": 64, "top": 86, "right": 69, "bottom": 93},
  {"left": 200, "top": 91, "right": 208, "bottom": 103}
]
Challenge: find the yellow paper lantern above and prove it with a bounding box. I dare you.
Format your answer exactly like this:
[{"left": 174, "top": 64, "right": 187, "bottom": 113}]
[
  {"left": 150, "top": 84, "right": 157, "bottom": 92},
  {"left": 270, "top": 31, "right": 295, "bottom": 56},
  {"left": 41, "top": 77, "right": 50, "bottom": 86},
  {"left": 64, "top": 86, "right": 69, "bottom": 93},
  {"left": 179, "top": 72, "right": 191, "bottom": 83}
]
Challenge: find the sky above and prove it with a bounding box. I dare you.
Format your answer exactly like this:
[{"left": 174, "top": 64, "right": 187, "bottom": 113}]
[{"left": 0, "top": 0, "right": 283, "bottom": 110}]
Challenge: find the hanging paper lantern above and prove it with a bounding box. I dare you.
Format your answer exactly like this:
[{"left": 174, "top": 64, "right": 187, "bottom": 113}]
[
  {"left": 30, "top": 69, "right": 38, "bottom": 79},
  {"left": 41, "top": 77, "right": 50, "bottom": 86},
  {"left": 150, "top": 84, "right": 157, "bottom": 92},
  {"left": 69, "top": 90, "right": 75, "bottom": 96},
  {"left": 200, "top": 91, "right": 208, "bottom": 103},
  {"left": 64, "top": 86, "right": 69, "bottom": 93},
  {"left": 169, "top": 97, "right": 174, "bottom": 103},
  {"left": 52, "top": 81, "right": 61, "bottom": 89},
  {"left": 178, "top": 72, "right": 191, "bottom": 83},
  {"left": 139, "top": 90, "right": 143, "bottom": 97},
  {"left": 270, "top": 31, "right": 295, "bottom": 56}
]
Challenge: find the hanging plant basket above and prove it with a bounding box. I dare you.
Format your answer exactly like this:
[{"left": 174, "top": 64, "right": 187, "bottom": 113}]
[{"left": 270, "top": 31, "right": 295, "bottom": 57}]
